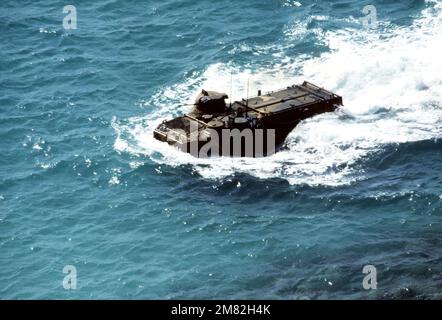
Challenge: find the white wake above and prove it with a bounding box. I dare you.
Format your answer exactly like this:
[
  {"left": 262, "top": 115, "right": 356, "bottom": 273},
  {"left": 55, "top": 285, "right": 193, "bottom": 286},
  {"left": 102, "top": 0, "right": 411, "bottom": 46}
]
[{"left": 113, "top": 1, "right": 442, "bottom": 186}]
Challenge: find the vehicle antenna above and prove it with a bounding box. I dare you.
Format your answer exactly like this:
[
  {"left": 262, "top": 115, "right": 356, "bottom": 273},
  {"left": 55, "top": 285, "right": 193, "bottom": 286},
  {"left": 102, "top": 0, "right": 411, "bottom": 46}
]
[
  {"left": 230, "top": 71, "right": 233, "bottom": 109},
  {"left": 246, "top": 77, "right": 250, "bottom": 117}
]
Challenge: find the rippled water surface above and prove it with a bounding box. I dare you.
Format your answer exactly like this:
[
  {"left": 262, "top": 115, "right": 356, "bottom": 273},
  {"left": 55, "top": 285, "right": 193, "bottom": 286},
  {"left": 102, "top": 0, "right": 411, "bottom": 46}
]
[{"left": 1, "top": 0, "right": 441, "bottom": 299}]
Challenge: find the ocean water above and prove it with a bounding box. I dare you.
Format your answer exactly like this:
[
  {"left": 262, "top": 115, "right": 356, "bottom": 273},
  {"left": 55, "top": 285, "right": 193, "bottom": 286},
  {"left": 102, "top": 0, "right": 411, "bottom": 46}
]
[{"left": 1, "top": 0, "right": 441, "bottom": 299}]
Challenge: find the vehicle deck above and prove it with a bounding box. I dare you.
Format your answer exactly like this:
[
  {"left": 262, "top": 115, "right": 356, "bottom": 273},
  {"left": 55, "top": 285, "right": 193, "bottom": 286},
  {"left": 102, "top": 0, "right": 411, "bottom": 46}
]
[{"left": 233, "top": 81, "right": 342, "bottom": 115}]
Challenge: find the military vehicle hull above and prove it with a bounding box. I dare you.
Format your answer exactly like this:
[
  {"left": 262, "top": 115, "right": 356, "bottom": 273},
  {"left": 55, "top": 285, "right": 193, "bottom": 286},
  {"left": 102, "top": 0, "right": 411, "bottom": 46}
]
[{"left": 154, "top": 81, "right": 342, "bottom": 157}]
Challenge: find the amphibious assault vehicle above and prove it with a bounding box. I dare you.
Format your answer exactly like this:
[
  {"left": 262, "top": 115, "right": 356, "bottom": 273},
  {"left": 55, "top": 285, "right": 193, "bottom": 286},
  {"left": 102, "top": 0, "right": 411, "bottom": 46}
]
[{"left": 154, "top": 81, "right": 342, "bottom": 157}]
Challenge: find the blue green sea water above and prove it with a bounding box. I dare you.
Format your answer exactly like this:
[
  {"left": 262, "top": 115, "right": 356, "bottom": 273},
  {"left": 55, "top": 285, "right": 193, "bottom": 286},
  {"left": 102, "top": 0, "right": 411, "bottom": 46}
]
[{"left": 1, "top": 0, "right": 441, "bottom": 299}]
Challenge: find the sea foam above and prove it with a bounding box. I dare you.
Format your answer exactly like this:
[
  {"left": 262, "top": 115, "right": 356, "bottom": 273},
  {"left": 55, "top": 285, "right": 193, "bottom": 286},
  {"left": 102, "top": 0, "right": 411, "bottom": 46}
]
[{"left": 113, "top": 1, "right": 442, "bottom": 186}]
